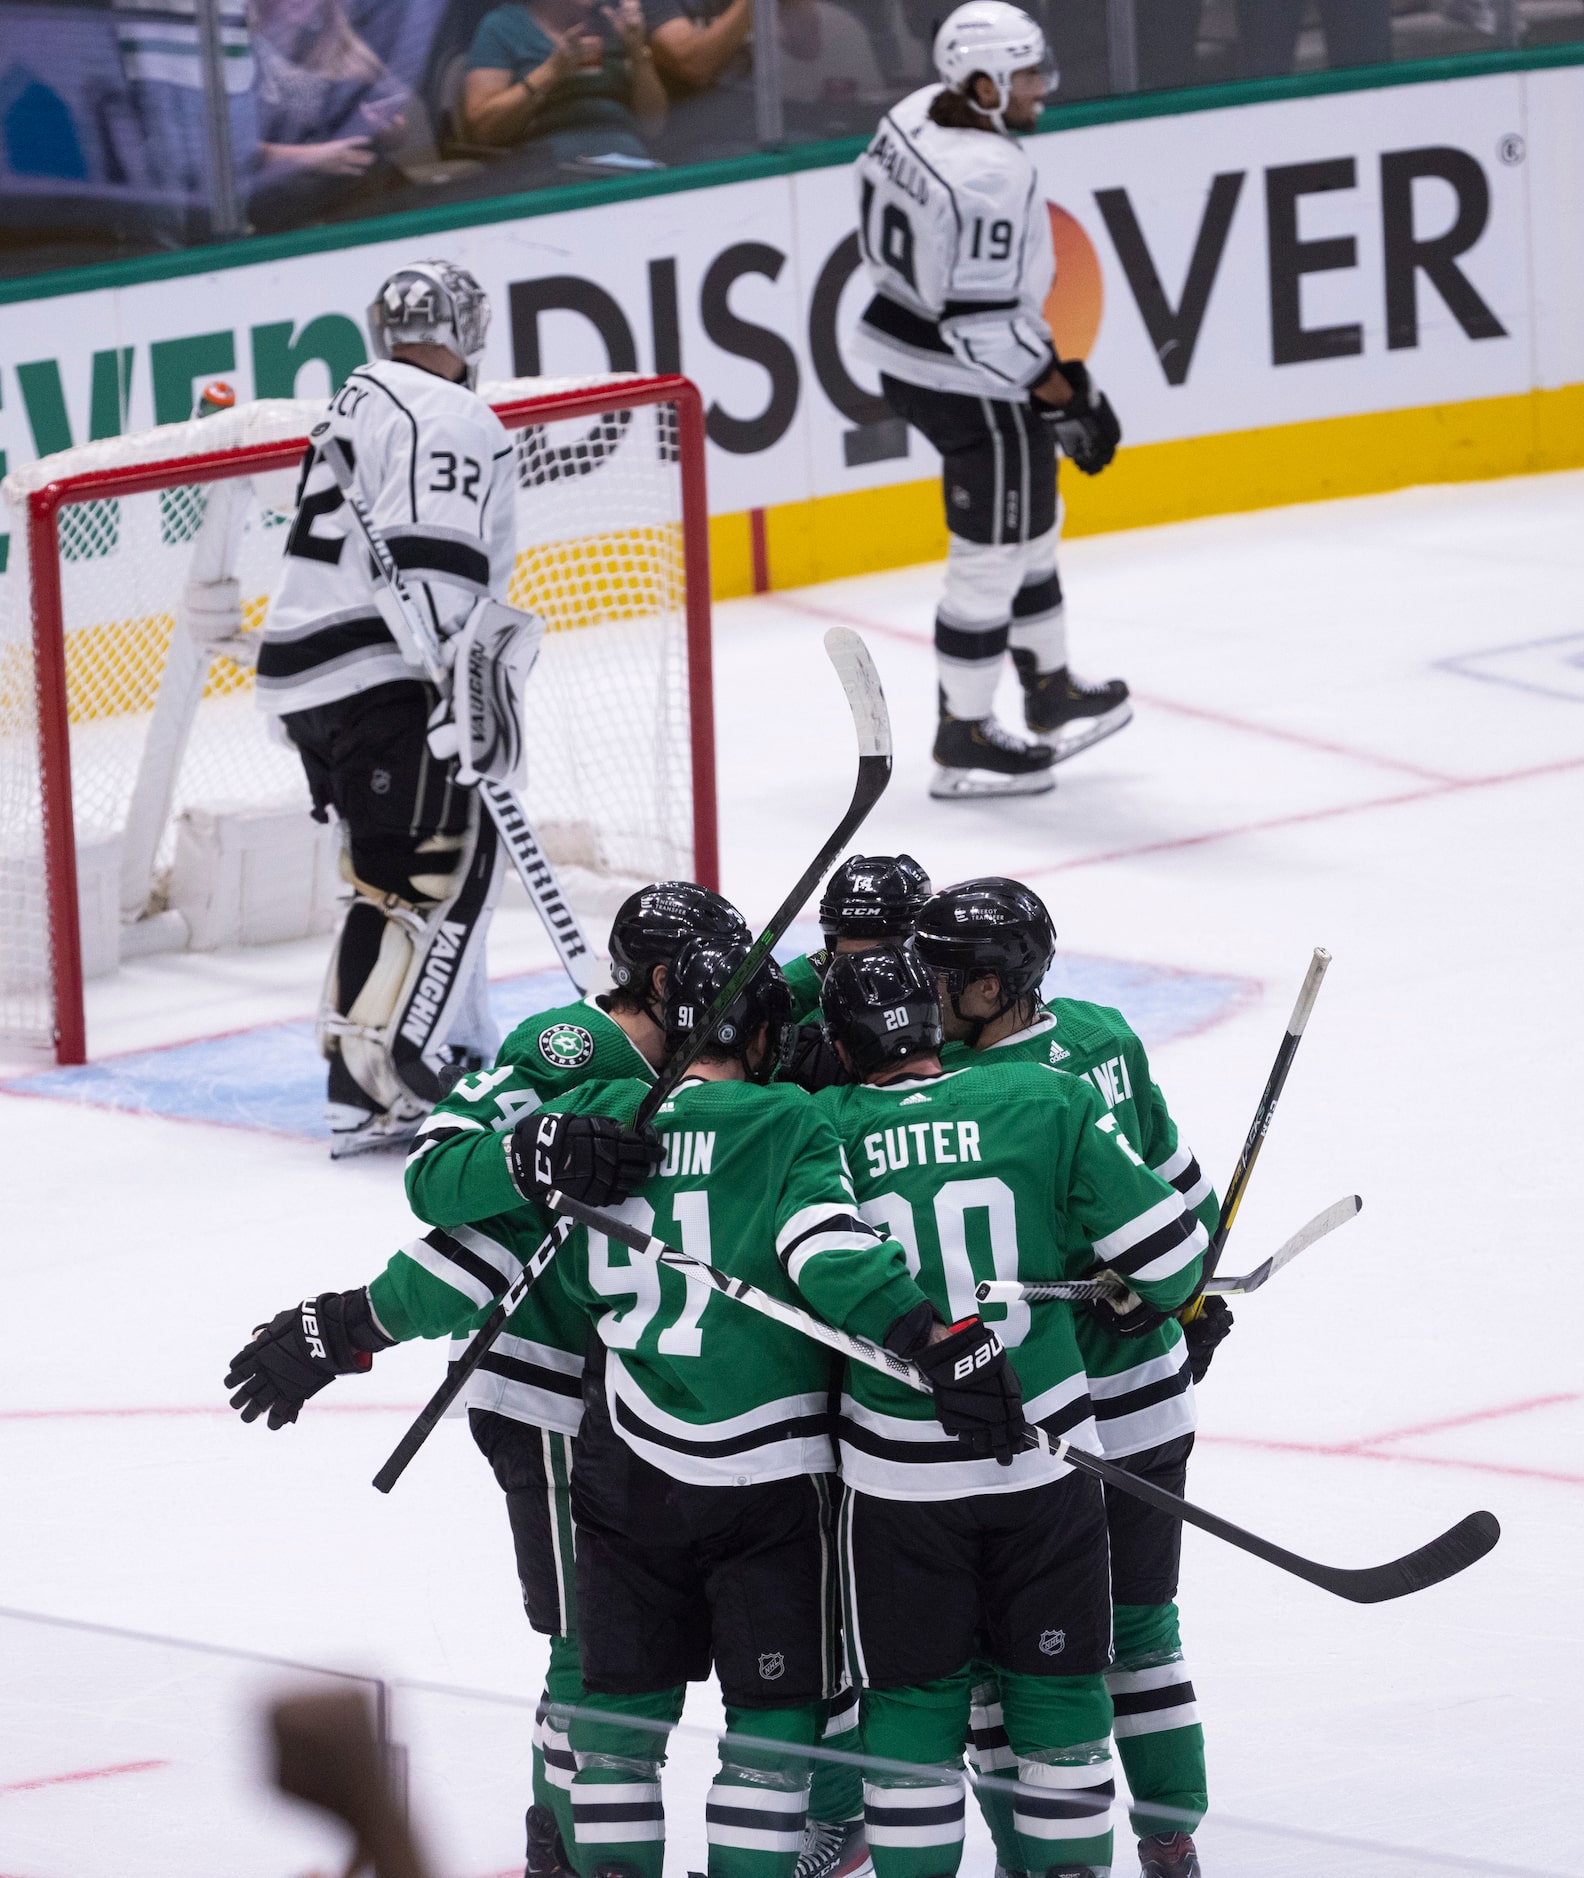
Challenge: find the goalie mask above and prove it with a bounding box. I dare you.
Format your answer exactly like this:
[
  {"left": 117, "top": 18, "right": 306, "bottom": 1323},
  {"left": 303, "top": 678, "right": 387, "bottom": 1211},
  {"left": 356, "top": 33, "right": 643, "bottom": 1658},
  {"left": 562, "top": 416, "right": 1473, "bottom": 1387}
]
[
  {"left": 821, "top": 943, "right": 943, "bottom": 1079},
  {"left": 933, "top": 1, "right": 1054, "bottom": 129},
  {"left": 914, "top": 876, "right": 1055, "bottom": 1040},
  {"left": 368, "top": 261, "right": 491, "bottom": 388},
  {"left": 663, "top": 935, "right": 794, "bottom": 1083},
  {"left": 819, "top": 854, "right": 932, "bottom": 949}
]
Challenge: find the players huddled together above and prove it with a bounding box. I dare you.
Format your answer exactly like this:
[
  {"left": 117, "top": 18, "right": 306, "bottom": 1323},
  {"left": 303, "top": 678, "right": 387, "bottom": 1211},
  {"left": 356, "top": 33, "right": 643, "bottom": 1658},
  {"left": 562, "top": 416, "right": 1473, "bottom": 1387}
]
[{"left": 227, "top": 862, "right": 1238, "bottom": 1878}]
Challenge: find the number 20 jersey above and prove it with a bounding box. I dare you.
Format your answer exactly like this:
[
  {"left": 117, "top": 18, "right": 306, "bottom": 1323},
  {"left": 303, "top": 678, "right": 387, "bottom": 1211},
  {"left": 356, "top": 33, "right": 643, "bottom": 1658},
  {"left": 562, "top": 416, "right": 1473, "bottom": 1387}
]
[
  {"left": 851, "top": 84, "right": 1057, "bottom": 402},
  {"left": 257, "top": 357, "right": 516, "bottom": 715}
]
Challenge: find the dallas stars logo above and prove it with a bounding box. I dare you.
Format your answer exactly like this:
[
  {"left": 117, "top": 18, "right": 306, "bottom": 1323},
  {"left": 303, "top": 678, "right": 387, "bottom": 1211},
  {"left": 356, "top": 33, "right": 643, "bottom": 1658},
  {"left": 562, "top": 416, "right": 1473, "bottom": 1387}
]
[{"left": 539, "top": 1023, "right": 595, "bottom": 1069}]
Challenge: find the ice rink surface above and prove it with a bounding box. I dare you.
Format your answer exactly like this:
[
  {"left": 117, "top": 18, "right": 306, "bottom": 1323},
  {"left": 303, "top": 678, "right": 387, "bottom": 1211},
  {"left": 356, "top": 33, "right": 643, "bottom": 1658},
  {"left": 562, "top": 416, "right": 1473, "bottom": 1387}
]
[{"left": 2, "top": 472, "right": 1582, "bottom": 1878}]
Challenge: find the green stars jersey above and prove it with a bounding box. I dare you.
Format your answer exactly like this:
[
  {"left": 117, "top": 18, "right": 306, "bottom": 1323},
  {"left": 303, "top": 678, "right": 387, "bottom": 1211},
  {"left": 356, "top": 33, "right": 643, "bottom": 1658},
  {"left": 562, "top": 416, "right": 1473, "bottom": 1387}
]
[
  {"left": 782, "top": 951, "right": 828, "bottom": 1023},
  {"left": 815, "top": 1061, "right": 1206, "bottom": 1502},
  {"left": 941, "top": 1001, "right": 1219, "bottom": 1458},
  {"left": 395, "top": 996, "right": 654, "bottom": 1433},
  {"left": 540, "top": 1075, "right": 929, "bottom": 1488}
]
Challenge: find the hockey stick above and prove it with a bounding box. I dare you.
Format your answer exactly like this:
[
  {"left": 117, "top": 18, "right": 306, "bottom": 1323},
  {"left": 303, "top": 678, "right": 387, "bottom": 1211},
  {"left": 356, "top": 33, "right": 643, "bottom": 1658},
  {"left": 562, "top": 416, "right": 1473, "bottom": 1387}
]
[
  {"left": 540, "top": 1191, "right": 1500, "bottom": 1605},
  {"left": 630, "top": 626, "right": 891, "bottom": 1133},
  {"left": 372, "top": 629, "right": 891, "bottom": 1493},
  {"left": 319, "top": 434, "right": 596, "bottom": 992},
  {"left": 977, "top": 1193, "right": 1362, "bottom": 1306},
  {"left": 1180, "top": 946, "right": 1331, "bottom": 1322}
]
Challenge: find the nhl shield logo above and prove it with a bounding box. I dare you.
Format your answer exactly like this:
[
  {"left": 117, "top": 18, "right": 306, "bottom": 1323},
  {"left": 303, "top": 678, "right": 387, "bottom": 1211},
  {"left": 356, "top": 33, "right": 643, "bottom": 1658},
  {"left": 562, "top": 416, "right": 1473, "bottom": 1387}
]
[
  {"left": 1038, "top": 1629, "right": 1066, "bottom": 1657},
  {"left": 539, "top": 1023, "right": 595, "bottom": 1070},
  {"left": 757, "top": 1652, "right": 786, "bottom": 1681}
]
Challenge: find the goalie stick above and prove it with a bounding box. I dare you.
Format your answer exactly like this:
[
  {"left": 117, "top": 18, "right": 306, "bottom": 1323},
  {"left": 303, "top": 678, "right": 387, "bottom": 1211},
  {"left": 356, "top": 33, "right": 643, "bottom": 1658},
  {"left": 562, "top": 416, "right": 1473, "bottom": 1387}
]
[
  {"left": 318, "top": 434, "right": 596, "bottom": 993},
  {"left": 539, "top": 1192, "right": 1499, "bottom": 1606},
  {"left": 371, "top": 628, "right": 892, "bottom": 1494},
  {"left": 1180, "top": 945, "right": 1331, "bottom": 1323},
  {"left": 977, "top": 1193, "right": 1362, "bottom": 1306}
]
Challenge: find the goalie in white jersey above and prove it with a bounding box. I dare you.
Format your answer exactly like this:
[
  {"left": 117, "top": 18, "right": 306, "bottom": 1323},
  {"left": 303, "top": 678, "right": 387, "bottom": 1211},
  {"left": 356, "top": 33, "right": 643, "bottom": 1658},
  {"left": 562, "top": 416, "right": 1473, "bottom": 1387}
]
[
  {"left": 851, "top": 3, "right": 1130, "bottom": 799},
  {"left": 256, "top": 261, "right": 526, "bottom": 1158}
]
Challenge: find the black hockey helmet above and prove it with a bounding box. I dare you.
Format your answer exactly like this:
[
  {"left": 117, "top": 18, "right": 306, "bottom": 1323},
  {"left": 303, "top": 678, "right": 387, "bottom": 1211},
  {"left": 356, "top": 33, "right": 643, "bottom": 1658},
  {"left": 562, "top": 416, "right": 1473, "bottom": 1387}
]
[
  {"left": 663, "top": 934, "right": 794, "bottom": 1083},
  {"left": 913, "top": 877, "right": 1055, "bottom": 1037},
  {"left": 608, "top": 883, "right": 750, "bottom": 1014},
  {"left": 821, "top": 943, "right": 943, "bottom": 1079},
  {"left": 818, "top": 854, "right": 933, "bottom": 948}
]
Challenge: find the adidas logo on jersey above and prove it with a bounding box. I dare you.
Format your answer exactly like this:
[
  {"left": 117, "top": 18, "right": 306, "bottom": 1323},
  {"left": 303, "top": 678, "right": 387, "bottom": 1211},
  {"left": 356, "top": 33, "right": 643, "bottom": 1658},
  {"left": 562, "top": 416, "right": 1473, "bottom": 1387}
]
[
  {"left": 1048, "top": 1040, "right": 1070, "bottom": 1065},
  {"left": 900, "top": 1092, "right": 931, "bottom": 1105}
]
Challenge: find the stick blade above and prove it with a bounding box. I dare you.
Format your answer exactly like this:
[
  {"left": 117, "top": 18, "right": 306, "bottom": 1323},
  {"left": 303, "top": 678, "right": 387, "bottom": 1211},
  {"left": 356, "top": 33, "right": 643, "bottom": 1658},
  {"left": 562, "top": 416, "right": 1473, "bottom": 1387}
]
[
  {"left": 1325, "top": 1509, "right": 1501, "bottom": 1604},
  {"left": 824, "top": 627, "right": 891, "bottom": 762}
]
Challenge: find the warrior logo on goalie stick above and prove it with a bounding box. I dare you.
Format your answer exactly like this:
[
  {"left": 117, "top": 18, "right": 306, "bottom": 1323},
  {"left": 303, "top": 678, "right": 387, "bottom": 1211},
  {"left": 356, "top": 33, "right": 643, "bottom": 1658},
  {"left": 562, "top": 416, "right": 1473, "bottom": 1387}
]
[{"left": 539, "top": 1023, "right": 595, "bottom": 1069}]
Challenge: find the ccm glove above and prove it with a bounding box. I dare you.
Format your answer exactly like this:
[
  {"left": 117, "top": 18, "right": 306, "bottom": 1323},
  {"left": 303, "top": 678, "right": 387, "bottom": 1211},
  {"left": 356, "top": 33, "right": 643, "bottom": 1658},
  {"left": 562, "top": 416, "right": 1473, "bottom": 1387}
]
[
  {"left": 1181, "top": 1293, "right": 1234, "bottom": 1382},
  {"left": 507, "top": 1109, "right": 662, "bottom": 1210},
  {"left": 225, "top": 1288, "right": 392, "bottom": 1430},
  {"left": 1086, "top": 1271, "right": 1169, "bottom": 1341},
  {"left": 1036, "top": 358, "right": 1122, "bottom": 476},
  {"left": 915, "top": 1316, "right": 1028, "bottom": 1467}
]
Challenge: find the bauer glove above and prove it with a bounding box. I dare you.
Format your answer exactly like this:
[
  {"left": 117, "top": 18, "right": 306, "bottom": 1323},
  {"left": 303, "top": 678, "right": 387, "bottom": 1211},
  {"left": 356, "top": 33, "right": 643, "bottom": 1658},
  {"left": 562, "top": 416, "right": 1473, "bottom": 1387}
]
[
  {"left": 914, "top": 1316, "right": 1028, "bottom": 1467},
  {"left": 507, "top": 1109, "right": 663, "bottom": 1211},
  {"left": 225, "top": 1288, "right": 393, "bottom": 1430},
  {"left": 1181, "top": 1293, "right": 1234, "bottom": 1382},
  {"left": 1086, "top": 1270, "right": 1169, "bottom": 1341},
  {"left": 1035, "top": 359, "right": 1121, "bottom": 476}
]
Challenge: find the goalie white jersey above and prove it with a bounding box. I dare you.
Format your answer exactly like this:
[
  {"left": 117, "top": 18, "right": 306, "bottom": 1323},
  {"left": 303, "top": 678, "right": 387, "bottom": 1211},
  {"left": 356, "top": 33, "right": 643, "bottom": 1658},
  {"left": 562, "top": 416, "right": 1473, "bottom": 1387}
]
[
  {"left": 257, "top": 358, "right": 516, "bottom": 715},
  {"left": 851, "top": 85, "right": 1056, "bottom": 401}
]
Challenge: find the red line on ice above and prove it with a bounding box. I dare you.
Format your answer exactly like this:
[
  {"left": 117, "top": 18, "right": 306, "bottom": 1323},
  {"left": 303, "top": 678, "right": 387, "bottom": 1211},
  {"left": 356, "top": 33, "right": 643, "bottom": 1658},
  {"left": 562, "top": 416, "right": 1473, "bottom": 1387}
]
[
  {"left": 1340, "top": 1391, "right": 1581, "bottom": 1449},
  {"left": 1200, "top": 1432, "right": 1584, "bottom": 1487},
  {"left": 0, "top": 1758, "right": 167, "bottom": 1795}
]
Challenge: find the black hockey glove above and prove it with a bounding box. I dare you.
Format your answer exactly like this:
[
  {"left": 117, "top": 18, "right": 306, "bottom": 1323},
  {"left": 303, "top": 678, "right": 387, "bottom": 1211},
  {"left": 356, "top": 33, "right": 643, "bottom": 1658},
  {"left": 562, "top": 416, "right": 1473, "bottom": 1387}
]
[
  {"left": 1036, "top": 359, "right": 1121, "bottom": 476},
  {"left": 783, "top": 1021, "right": 853, "bottom": 1093},
  {"left": 225, "top": 1288, "right": 392, "bottom": 1430},
  {"left": 1086, "top": 1272, "right": 1169, "bottom": 1341},
  {"left": 1181, "top": 1293, "right": 1234, "bottom": 1383},
  {"left": 507, "top": 1109, "right": 663, "bottom": 1210},
  {"left": 913, "top": 1316, "right": 1028, "bottom": 1467}
]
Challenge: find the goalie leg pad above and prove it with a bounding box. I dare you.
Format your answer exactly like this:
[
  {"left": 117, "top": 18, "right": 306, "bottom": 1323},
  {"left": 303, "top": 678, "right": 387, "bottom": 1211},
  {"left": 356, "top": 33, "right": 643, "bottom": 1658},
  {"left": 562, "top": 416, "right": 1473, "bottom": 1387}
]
[{"left": 319, "top": 800, "right": 503, "bottom": 1114}]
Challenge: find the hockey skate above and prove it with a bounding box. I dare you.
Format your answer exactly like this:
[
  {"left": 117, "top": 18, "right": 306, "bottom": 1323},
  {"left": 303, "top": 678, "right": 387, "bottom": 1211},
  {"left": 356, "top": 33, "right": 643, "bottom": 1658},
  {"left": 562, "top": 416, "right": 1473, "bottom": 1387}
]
[
  {"left": 1137, "top": 1832, "right": 1201, "bottom": 1878},
  {"left": 795, "top": 1817, "right": 874, "bottom": 1878},
  {"left": 325, "top": 1052, "right": 426, "bottom": 1160},
  {"left": 930, "top": 699, "right": 1056, "bottom": 800},
  {"left": 1012, "top": 650, "right": 1133, "bottom": 765},
  {"left": 525, "top": 1803, "right": 575, "bottom": 1878}
]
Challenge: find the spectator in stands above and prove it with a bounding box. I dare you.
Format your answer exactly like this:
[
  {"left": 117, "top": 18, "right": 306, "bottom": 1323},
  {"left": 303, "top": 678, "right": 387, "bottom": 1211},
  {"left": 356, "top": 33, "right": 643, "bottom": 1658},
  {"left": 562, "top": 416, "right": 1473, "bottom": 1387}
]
[
  {"left": 778, "top": 0, "right": 888, "bottom": 112},
  {"left": 462, "top": 0, "right": 669, "bottom": 169},
  {"left": 249, "top": 0, "right": 413, "bottom": 226},
  {"left": 1235, "top": 0, "right": 1392, "bottom": 74}
]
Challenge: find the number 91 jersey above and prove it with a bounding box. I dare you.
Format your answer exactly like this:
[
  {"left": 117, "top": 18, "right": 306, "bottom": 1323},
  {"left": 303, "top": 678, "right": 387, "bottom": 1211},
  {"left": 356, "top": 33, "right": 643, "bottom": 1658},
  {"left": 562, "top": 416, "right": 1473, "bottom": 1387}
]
[
  {"left": 258, "top": 357, "right": 516, "bottom": 716},
  {"left": 851, "top": 84, "right": 1057, "bottom": 401}
]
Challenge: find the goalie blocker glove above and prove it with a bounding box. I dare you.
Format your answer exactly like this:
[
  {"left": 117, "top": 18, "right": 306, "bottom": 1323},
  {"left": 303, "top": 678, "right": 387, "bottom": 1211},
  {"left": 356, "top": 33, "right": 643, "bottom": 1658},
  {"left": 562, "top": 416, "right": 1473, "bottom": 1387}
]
[
  {"left": 1036, "top": 358, "right": 1121, "bottom": 476},
  {"left": 226, "top": 1289, "right": 393, "bottom": 1430},
  {"left": 506, "top": 1108, "right": 662, "bottom": 1210},
  {"left": 900, "top": 1311, "right": 1028, "bottom": 1466}
]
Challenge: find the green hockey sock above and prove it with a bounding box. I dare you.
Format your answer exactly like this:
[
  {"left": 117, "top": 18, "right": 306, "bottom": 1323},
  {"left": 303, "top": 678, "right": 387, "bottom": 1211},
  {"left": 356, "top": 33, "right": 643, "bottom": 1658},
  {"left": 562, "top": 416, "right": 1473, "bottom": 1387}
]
[
  {"left": 999, "top": 1669, "right": 1115, "bottom": 1876},
  {"left": 860, "top": 1672, "right": 972, "bottom": 1878},
  {"left": 809, "top": 1685, "right": 864, "bottom": 1825},
  {"left": 707, "top": 1704, "right": 822, "bottom": 1878},
  {"left": 1107, "top": 1604, "right": 1206, "bottom": 1838},
  {"left": 967, "top": 1667, "right": 1023, "bottom": 1873},
  {"left": 568, "top": 1686, "right": 684, "bottom": 1878},
  {"left": 535, "top": 1631, "right": 585, "bottom": 1865}
]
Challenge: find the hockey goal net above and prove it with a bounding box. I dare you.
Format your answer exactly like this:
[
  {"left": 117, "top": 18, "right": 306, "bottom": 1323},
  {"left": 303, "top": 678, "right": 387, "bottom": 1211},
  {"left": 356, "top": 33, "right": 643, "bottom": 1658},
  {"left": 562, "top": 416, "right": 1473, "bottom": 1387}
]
[{"left": 0, "top": 373, "right": 715, "bottom": 1064}]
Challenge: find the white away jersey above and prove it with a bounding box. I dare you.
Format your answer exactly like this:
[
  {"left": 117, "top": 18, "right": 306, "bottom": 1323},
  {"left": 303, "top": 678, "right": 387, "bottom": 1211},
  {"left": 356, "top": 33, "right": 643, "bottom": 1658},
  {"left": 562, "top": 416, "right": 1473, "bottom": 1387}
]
[
  {"left": 851, "top": 85, "right": 1056, "bottom": 401},
  {"left": 257, "top": 358, "right": 516, "bottom": 714}
]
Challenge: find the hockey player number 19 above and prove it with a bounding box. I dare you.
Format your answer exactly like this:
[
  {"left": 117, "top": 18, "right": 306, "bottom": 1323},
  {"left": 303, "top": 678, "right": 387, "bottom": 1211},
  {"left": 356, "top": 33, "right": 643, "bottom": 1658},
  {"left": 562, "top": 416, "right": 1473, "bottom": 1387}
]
[
  {"left": 588, "top": 1193, "right": 714, "bottom": 1357},
  {"left": 860, "top": 1177, "right": 1031, "bottom": 1347},
  {"left": 969, "top": 218, "right": 1014, "bottom": 260}
]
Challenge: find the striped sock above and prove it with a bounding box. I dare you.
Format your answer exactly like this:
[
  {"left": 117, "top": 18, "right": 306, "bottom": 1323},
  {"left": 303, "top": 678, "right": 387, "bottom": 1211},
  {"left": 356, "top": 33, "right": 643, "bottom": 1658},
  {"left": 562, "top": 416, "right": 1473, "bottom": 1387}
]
[
  {"left": 708, "top": 1772, "right": 811, "bottom": 1878},
  {"left": 863, "top": 1774, "right": 967, "bottom": 1878},
  {"left": 1011, "top": 1750, "right": 1116, "bottom": 1876},
  {"left": 1108, "top": 1604, "right": 1207, "bottom": 1838}
]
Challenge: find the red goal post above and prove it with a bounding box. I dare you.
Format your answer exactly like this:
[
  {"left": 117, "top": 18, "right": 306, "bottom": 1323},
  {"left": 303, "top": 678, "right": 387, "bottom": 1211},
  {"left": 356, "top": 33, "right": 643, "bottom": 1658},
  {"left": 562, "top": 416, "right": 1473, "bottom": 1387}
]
[{"left": 2, "top": 373, "right": 716, "bottom": 1066}]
